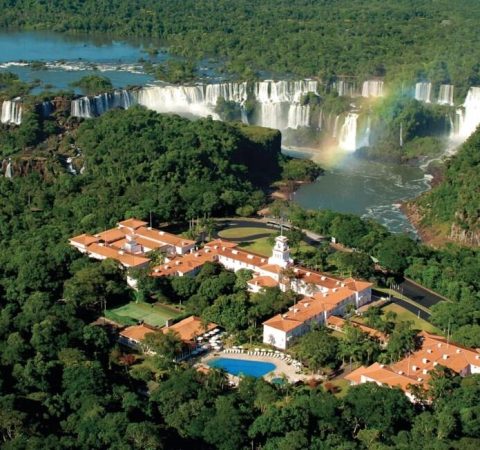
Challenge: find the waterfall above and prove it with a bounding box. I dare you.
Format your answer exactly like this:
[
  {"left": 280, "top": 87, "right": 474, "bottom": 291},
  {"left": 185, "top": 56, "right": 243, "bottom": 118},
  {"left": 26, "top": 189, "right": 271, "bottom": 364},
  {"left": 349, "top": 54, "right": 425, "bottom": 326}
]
[
  {"left": 240, "top": 107, "right": 249, "bottom": 124},
  {"left": 336, "top": 80, "right": 356, "bottom": 97},
  {"left": 338, "top": 113, "right": 358, "bottom": 151},
  {"left": 5, "top": 159, "right": 13, "bottom": 178},
  {"left": 318, "top": 108, "right": 323, "bottom": 130},
  {"left": 71, "top": 90, "right": 136, "bottom": 118},
  {"left": 287, "top": 104, "right": 310, "bottom": 129},
  {"left": 255, "top": 80, "right": 317, "bottom": 103},
  {"left": 258, "top": 103, "right": 286, "bottom": 129},
  {"left": 358, "top": 116, "right": 371, "bottom": 148},
  {"left": 456, "top": 87, "right": 480, "bottom": 139},
  {"left": 400, "top": 123, "right": 404, "bottom": 147},
  {"left": 362, "top": 80, "right": 384, "bottom": 98},
  {"left": 66, "top": 157, "right": 76, "bottom": 175},
  {"left": 415, "top": 82, "right": 432, "bottom": 103},
  {"left": 70, "top": 79, "right": 318, "bottom": 130},
  {"left": 332, "top": 115, "right": 340, "bottom": 138},
  {"left": 1, "top": 98, "right": 22, "bottom": 125},
  {"left": 438, "top": 84, "right": 454, "bottom": 106}
]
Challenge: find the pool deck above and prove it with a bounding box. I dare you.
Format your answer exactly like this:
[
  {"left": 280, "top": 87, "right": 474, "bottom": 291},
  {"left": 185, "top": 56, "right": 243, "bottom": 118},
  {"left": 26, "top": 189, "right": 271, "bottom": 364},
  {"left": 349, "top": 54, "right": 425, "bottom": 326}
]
[{"left": 199, "top": 350, "right": 322, "bottom": 384}]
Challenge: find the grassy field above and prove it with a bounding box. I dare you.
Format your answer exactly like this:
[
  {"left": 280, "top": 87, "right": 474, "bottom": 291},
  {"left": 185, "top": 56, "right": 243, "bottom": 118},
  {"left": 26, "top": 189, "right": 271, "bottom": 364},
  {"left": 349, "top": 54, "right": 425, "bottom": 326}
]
[
  {"left": 107, "top": 301, "right": 181, "bottom": 327},
  {"left": 238, "top": 237, "right": 273, "bottom": 256},
  {"left": 218, "top": 227, "right": 276, "bottom": 239},
  {"left": 381, "top": 303, "right": 441, "bottom": 334},
  {"left": 238, "top": 236, "right": 315, "bottom": 257}
]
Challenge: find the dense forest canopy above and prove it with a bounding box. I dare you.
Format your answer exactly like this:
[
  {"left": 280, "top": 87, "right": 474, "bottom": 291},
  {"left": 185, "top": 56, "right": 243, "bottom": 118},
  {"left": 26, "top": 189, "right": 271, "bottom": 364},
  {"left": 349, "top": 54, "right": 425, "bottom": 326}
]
[
  {"left": 1, "top": 106, "right": 480, "bottom": 447},
  {"left": 2, "top": 2, "right": 480, "bottom": 447},
  {"left": 1, "top": 0, "right": 480, "bottom": 89},
  {"left": 410, "top": 123, "right": 480, "bottom": 245}
]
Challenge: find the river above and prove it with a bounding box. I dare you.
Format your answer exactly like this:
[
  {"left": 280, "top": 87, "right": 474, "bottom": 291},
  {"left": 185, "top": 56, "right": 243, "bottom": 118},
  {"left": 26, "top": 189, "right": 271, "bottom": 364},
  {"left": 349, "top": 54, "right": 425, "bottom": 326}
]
[
  {"left": 0, "top": 31, "right": 221, "bottom": 92},
  {"left": 1, "top": 30, "right": 431, "bottom": 234},
  {"left": 283, "top": 147, "right": 431, "bottom": 235}
]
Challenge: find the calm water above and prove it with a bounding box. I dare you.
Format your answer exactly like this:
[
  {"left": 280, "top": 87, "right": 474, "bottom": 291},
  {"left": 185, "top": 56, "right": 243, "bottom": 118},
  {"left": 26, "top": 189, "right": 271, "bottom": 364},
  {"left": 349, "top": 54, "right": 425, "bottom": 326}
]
[
  {"left": 0, "top": 31, "right": 159, "bottom": 90},
  {"left": 0, "top": 31, "right": 221, "bottom": 92},
  {"left": 208, "top": 358, "right": 276, "bottom": 377},
  {"left": 283, "top": 147, "right": 431, "bottom": 234}
]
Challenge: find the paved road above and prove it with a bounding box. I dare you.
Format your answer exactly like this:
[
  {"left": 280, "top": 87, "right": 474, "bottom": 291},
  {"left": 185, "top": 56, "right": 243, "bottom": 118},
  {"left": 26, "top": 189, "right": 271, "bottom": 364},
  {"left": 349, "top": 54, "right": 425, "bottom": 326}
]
[{"left": 398, "top": 279, "right": 447, "bottom": 309}]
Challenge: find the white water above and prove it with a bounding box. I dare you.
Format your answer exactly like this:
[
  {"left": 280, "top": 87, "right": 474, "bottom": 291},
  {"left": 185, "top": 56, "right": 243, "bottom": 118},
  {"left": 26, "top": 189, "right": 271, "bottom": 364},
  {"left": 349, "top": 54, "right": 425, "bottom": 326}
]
[
  {"left": 72, "top": 80, "right": 317, "bottom": 130},
  {"left": 287, "top": 104, "right": 310, "bottom": 129},
  {"left": 336, "top": 80, "right": 357, "bottom": 97},
  {"left": 358, "top": 116, "right": 371, "bottom": 148},
  {"left": 415, "top": 82, "right": 432, "bottom": 103},
  {"left": 456, "top": 87, "right": 480, "bottom": 139},
  {"left": 438, "top": 84, "right": 454, "bottom": 106},
  {"left": 338, "top": 113, "right": 358, "bottom": 151},
  {"left": 5, "top": 160, "right": 13, "bottom": 178},
  {"left": 1, "top": 99, "right": 22, "bottom": 124},
  {"left": 332, "top": 115, "right": 340, "bottom": 138},
  {"left": 362, "top": 80, "right": 384, "bottom": 98},
  {"left": 71, "top": 90, "right": 135, "bottom": 118}
]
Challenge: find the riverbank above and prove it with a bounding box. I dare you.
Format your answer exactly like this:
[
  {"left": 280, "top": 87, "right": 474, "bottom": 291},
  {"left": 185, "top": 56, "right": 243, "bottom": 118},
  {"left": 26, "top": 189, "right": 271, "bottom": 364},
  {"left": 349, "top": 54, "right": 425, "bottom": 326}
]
[{"left": 400, "top": 199, "right": 452, "bottom": 247}]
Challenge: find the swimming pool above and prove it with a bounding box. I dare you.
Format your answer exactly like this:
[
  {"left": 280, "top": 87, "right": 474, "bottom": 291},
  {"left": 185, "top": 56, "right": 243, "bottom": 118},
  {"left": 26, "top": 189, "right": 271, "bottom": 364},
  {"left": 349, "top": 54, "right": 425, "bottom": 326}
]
[{"left": 208, "top": 357, "right": 276, "bottom": 377}]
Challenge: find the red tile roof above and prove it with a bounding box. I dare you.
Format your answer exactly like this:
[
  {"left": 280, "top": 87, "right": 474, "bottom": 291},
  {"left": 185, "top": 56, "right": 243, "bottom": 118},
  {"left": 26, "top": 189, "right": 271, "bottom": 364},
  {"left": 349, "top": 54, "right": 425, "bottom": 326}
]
[
  {"left": 87, "top": 243, "right": 150, "bottom": 267},
  {"left": 119, "top": 324, "right": 159, "bottom": 342},
  {"left": 162, "top": 316, "right": 216, "bottom": 342},
  {"left": 346, "top": 332, "right": 480, "bottom": 396},
  {"left": 69, "top": 234, "right": 99, "bottom": 247},
  {"left": 118, "top": 218, "right": 148, "bottom": 230}
]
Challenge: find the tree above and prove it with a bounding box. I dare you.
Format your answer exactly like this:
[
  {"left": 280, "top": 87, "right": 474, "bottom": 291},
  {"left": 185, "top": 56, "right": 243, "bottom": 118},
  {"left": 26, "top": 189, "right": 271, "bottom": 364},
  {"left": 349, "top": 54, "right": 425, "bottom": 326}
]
[
  {"left": 343, "top": 383, "right": 414, "bottom": 438},
  {"left": 296, "top": 327, "right": 340, "bottom": 371},
  {"left": 202, "top": 292, "right": 250, "bottom": 332},
  {"left": 375, "top": 234, "right": 418, "bottom": 273},
  {"left": 339, "top": 324, "right": 381, "bottom": 365},
  {"left": 70, "top": 75, "right": 113, "bottom": 95},
  {"left": 327, "top": 251, "right": 374, "bottom": 278},
  {"left": 143, "top": 330, "right": 183, "bottom": 360},
  {"left": 203, "top": 396, "right": 247, "bottom": 450},
  {"left": 452, "top": 324, "right": 480, "bottom": 348},
  {"left": 386, "top": 321, "right": 417, "bottom": 362}
]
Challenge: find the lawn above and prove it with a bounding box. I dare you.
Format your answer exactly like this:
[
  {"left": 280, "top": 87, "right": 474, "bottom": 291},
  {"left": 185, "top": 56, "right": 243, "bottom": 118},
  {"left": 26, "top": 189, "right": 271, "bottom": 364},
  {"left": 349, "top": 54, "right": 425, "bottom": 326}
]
[
  {"left": 238, "top": 236, "right": 315, "bottom": 258},
  {"left": 106, "top": 301, "right": 182, "bottom": 327},
  {"left": 381, "top": 303, "right": 441, "bottom": 334},
  {"left": 238, "top": 237, "right": 274, "bottom": 256},
  {"left": 218, "top": 227, "right": 276, "bottom": 239}
]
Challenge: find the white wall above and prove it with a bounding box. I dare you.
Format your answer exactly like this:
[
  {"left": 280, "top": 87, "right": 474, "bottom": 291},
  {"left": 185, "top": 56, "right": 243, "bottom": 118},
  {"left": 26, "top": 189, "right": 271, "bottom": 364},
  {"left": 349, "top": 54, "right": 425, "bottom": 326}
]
[{"left": 263, "top": 325, "right": 287, "bottom": 349}]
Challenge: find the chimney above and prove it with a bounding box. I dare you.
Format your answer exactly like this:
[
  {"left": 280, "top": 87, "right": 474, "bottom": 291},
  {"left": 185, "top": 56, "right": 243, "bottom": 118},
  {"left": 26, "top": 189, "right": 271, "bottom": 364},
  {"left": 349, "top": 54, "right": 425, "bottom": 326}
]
[{"left": 442, "top": 354, "right": 449, "bottom": 360}]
